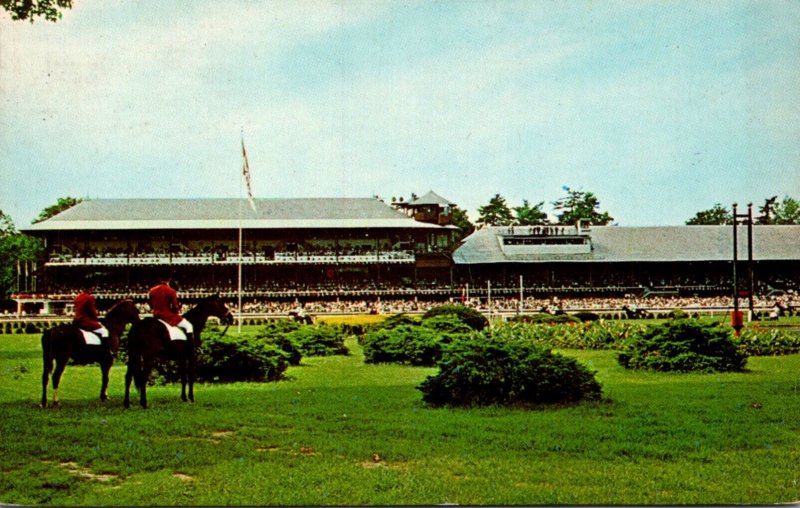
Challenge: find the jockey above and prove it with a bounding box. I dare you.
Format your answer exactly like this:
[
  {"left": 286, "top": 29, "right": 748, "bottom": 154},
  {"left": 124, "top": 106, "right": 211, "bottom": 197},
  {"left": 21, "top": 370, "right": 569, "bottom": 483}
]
[
  {"left": 148, "top": 273, "right": 193, "bottom": 341},
  {"left": 73, "top": 279, "right": 109, "bottom": 344}
]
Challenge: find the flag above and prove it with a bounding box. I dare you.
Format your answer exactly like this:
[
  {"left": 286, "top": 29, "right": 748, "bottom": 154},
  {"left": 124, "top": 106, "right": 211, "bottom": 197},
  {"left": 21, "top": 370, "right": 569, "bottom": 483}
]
[{"left": 241, "top": 139, "right": 257, "bottom": 212}]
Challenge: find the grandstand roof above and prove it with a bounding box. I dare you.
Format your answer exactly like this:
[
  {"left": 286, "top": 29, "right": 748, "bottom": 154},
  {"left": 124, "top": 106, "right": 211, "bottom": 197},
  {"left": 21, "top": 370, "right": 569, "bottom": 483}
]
[
  {"left": 452, "top": 225, "right": 800, "bottom": 264},
  {"left": 25, "top": 198, "right": 457, "bottom": 232},
  {"left": 409, "top": 190, "right": 457, "bottom": 207}
]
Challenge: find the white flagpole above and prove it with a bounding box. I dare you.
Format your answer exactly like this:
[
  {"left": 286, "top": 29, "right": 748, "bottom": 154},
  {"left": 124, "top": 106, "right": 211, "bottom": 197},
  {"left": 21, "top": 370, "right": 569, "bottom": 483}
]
[
  {"left": 238, "top": 170, "right": 243, "bottom": 334},
  {"left": 239, "top": 134, "right": 258, "bottom": 333},
  {"left": 519, "top": 275, "right": 524, "bottom": 314}
]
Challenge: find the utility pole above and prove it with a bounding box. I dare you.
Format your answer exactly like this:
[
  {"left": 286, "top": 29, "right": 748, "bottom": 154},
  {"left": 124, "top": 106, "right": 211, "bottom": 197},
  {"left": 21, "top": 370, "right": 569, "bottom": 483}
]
[{"left": 731, "top": 203, "right": 754, "bottom": 334}]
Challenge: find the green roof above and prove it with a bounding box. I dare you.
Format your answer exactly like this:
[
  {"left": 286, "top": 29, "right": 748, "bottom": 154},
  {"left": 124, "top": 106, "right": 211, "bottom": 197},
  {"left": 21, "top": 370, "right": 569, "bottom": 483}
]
[
  {"left": 25, "top": 198, "right": 456, "bottom": 231},
  {"left": 453, "top": 225, "right": 800, "bottom": 263}
]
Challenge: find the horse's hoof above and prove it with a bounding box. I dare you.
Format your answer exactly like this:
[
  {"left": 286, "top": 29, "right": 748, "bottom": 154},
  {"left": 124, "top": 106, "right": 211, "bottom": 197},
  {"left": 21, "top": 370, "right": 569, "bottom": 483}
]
[
  {"left": 40, "top": 402, "right": 47, "bottom": 409},
  {"left": 100, "top": 395, "right": 108, "bottom": 401}
]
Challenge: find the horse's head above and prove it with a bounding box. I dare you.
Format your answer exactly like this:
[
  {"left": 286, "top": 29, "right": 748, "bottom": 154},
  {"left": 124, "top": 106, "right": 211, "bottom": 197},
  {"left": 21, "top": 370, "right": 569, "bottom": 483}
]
[
  {"left": 110, "top": 299, "right": 141, "bottom": 324},
  {"left": 104, "top": 299, "right": 140, "bottom": 354},
  {"left": 206, "top": 294, "right": 234, "bottom": 325}
]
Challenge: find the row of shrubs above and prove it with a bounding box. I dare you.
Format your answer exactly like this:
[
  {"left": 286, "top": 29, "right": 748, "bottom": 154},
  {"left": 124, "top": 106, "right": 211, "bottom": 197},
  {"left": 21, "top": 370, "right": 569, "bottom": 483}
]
[
  {"left": 0, "top": 321, "right": 44, "bottom": 334},
  {"left": 363, "top": 310, "right": 800, "bottom": 361},
  {"left": 151, "top": 320, "right": 350, "bottom": 384},
  {"left": 355, "top": 305, "right": 800, "bottom": 407}
]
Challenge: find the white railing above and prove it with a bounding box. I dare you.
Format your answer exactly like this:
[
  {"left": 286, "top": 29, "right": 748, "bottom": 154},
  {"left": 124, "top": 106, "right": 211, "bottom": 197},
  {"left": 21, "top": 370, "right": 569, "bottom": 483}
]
[{"left": 46, "top": 251, "right": 416, "bottom": 266}]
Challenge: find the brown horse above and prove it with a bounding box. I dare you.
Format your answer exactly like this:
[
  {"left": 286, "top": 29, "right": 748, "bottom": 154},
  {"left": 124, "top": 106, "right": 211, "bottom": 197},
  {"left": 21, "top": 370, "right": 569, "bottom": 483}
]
[
  {"left": 41, "top": 299, "right": 140, "bottom": 408},
  {"left": 124, "top": 294, "right": 233, "bottom": 409}
]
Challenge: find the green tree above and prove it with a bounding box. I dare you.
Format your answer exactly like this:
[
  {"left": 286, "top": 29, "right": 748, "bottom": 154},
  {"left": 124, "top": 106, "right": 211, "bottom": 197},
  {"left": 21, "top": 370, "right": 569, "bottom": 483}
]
[
  {"left": 513, "top": 200, "right": 548, "bottom": 225},
  {"left": 476, "top": 194, "right": 514, "bottom": 227},
  {"left": 0, "top": 210, "right": 14, "bottom": 235},
  {"left": 33, "top": 196, "right": 83, "bottom": 224},
  {"left": 686, "top": 204, "right": 733, "bottom": 225},
  {"left": 0, "top": 210, "right": 43, "bottom": 296},
  {"left": 450, "top": 207, "right": 475, "bottom": 238},
  {"left": 773, "top": 196, "right": 800, "bottom": 225},
  {"left": 756, "top": 196, "right": 779, "bottom": 225},
  {"left": 552, "top": 186, "right": 613, "bottom": 226},
  {"left": 1, "top": 0, "right": 71, "bottom": 22}
]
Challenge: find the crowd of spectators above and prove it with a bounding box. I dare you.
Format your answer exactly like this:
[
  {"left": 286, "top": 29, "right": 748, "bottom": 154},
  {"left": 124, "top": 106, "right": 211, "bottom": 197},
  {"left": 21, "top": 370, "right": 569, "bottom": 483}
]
[
  {"left": 14, "top": 274, "right": 799, "bottom": 319},
  {"left": 218, "top": 294, "right": 798, "bottom": 317},
  {"left": 8, "top": 291, "right": 797, "bottom": 319},
  {"left": 46, "top": 243, "right": 417, "bottom": 265}
]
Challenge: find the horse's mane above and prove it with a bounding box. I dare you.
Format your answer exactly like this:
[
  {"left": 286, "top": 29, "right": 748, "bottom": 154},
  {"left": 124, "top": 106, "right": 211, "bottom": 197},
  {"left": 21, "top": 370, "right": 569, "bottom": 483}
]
[
  {"left": 183, "top": 294, "right": 221, "bottom": 320},
  {"left": 105, "top": 299, "right": 138, "bottom": 320}
]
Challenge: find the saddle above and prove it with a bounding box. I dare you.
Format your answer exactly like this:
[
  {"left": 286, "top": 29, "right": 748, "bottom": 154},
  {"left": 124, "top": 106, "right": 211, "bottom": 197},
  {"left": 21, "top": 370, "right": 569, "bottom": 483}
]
[
  {"left": 78, "top": 329, "right": 103, "bottom": 346},
  {"left": 158, "top": 320, "right": 188, "bottom": 341}
]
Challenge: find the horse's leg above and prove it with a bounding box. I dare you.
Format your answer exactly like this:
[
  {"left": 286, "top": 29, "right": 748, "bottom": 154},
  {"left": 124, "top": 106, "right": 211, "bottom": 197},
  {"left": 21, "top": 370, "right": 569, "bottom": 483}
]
[
  {"left": 180, "top": 353, "right": 188, "bottom": 402},
  {"left": 51, "top": 357, "right": 68, "bottom": 408},
  {"left": 41, "top": 331, "right": 53, "bottom": 408},
  {"left": 123, "top": 363, "right": 133, "bottom": 409},
  {"left": 139, "top": 357, "right": 153, "bottom": 409},
  {"left": 99, "top": 354, "right": 112, "bottom": 401},
  {"left": 188, "top": 349, "right": 196, "bottom": 403}
]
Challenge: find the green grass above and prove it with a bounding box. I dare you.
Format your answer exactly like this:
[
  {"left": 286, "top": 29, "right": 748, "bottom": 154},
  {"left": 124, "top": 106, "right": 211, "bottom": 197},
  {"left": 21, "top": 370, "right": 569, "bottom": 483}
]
[{"left": 1, "top": 332, "right": 799, "bottom": 505}]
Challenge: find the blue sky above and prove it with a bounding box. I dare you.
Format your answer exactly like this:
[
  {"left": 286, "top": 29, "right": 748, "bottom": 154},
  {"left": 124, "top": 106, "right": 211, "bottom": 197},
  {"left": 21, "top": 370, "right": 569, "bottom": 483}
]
[{"left": 1, "top": 0, "right": 798, "bottom": 227}]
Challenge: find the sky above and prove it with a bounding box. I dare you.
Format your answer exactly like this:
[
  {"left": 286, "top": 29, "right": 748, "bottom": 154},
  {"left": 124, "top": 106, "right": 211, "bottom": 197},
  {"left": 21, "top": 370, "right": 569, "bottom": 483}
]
[{"left": 1, "top": 0, "right": 799, "bottom": 228}]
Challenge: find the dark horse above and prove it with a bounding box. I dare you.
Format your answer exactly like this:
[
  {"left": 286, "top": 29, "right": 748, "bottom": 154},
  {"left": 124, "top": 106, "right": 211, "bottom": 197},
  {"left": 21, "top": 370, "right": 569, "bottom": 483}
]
[
  {"left": 124, "top": 295, "right": 234, "bottom": 409},
  {"left": 41, "top": 299, "right": 140, "bottom": 408}
]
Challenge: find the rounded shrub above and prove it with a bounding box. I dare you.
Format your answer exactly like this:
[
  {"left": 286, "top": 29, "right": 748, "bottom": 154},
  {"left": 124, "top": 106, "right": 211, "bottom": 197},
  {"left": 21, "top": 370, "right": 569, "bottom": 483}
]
[
  {"left": 420, "top": 314, "right": 475, "bottom": 336},
  {"left": 286, "top": 324, "right": 349, "bottom": 357},
  {"left": 198, "top": 334, "right": 288, "bottom": 382},
  {"left": 257, "top": 320, "right": 303, "bottom": 365},
  {"left": 617, "top": 320, "right": 747, "bottom": 372},
  {"left": 418, "top": 330, "right": 602, "bottom": 407},
  {"left": 362, "top": 324, "right": 449, "bottom": 366},
  {"left": 370, "top": 313, "right": 420, "bottom": 331},
  {"left": 422, "top": 304, "right": 489, "bottom": 331},
  {"left": 155, "top": 333, "right": 289, "bottom": 383}
]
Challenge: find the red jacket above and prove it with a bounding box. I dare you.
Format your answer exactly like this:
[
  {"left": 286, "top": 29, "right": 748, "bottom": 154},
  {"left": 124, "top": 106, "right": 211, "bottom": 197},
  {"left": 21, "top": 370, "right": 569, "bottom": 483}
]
[
  {"left": 149, "top": 282, "right": 183, "bottom": 326},
  {"left": 74, "top": 292, "right": 102, "bottom": 330}
]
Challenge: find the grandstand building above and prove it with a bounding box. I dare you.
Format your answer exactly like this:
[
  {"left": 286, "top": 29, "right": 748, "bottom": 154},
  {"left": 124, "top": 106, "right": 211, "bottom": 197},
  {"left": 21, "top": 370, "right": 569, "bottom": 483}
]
[
  {"left": 452, "top": 224, "right": 800, "bottom": 297},
  {"left": 22, "top": 197, "right": 459, "bottom": 311},
  {"left": 15, "top": 195, "right": 800, "bottom": 315}
]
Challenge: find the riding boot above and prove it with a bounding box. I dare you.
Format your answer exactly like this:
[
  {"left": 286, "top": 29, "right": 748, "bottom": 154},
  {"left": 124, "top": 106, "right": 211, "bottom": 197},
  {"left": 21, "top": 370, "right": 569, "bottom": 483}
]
[{"left": 186, "top": 332, "right": 195, "bottom": 345}]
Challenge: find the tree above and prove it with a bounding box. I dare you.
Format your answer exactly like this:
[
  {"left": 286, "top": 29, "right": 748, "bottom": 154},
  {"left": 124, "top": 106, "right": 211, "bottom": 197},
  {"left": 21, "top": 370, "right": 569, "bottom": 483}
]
[
  {"left": 0, "top": 210, "right": 14, "bottom": 236},
  {"left": 33, "top": 196, "right": 83, "bottom": 224},
  {"left": 450, "top": 207, "right": 475, "bottom": 239},
  {"left": 0, "top": 210, "right": 43, "bottom": 296},
  {"left": 773, "top": 196, "right": 800, "bottom": 225},
  {"left": 1, "top": 0, "right": 72, "bottom": 22},
  {"left": 513, "top": 200, "right": 548, "bottom": 226},
  {"left": 552, "top": 186, "right": 613, "bottom": 226},
  {"left": 685, "top": 204, "right": 733, "bottom": 225},
  {"left": 476, "top": 194, "right": 514, "bottom": 227},
  {"left": 756, "top": 196, "right": 779, "bottom": 225}
]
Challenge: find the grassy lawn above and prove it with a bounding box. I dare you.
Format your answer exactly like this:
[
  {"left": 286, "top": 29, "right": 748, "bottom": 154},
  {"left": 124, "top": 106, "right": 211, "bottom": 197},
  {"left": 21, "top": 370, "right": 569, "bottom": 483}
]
[{"left": 1, "top": 331, "right": 799, "bottom": 505}]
